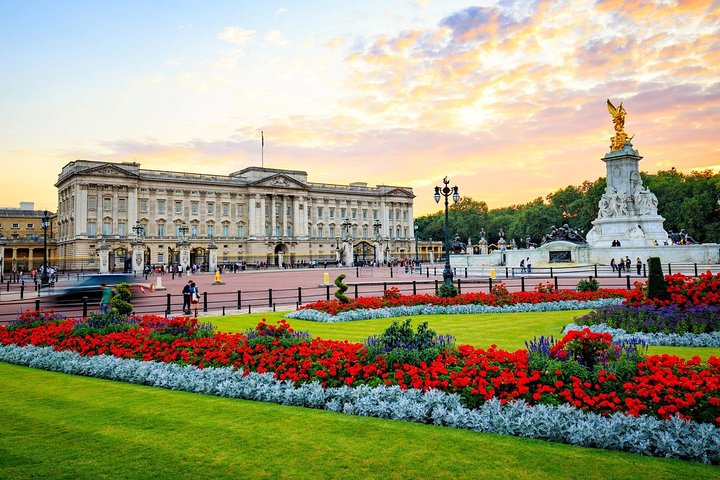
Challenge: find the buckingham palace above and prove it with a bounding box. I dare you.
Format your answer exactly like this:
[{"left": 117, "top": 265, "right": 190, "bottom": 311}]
[{"left": 54, "top": 160, "right": 416, "bottom": 272}]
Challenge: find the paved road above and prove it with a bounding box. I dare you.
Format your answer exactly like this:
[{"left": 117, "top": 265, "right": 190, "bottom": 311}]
[{"left": 0, "top": 264, "right": 648, "bottom": 323}]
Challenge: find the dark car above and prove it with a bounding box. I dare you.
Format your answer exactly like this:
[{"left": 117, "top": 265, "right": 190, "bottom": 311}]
[{"left": 51, "top": 274, "right": 136, "bottom": 304}]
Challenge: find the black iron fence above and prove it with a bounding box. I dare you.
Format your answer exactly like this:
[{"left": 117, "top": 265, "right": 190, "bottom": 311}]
[{"left": 1, "top": 262, "right": 719, "bottom": 323}]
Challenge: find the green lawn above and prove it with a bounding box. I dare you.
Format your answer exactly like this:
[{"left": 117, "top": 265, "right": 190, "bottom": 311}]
[
  {"left": 208, "top": 310, "right": 720, "bottom": 361},
  {"left": 1, "top": 362, "right": 718, "bottom": 480}
]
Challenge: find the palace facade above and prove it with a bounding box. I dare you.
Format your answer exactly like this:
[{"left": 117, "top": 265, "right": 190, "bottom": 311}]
[{"left": 55, "top": 161, "right": 416, "bottom": 271}]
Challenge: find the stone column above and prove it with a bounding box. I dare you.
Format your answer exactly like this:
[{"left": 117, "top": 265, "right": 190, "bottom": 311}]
[
  {"left": 207, "top": 242, "right": 218, "bottom": 273},
  {"left": 282, "top": 195, "right": 288, "bottom": 237},
  {"left": 342, "top": 240, "right": 353, "bottom": 266},
  {"left": 131, "top": 239, "right": 145, "bottom": 274},
  {"left": 76, "top": 184, "right": 88, "bottom": 236},
  {"left": 28, "top": 248, "right": 34, "bottom": 270},
  {"left": 98, "top": 243, "right": 110, "bottom": 274},
  {"left": 176, "top": 240, "right": 191, "bottom": 273},
  {"left": 248, "top": 194, "right": 257, "bottom": 238},
  {"left": 270, "top": 195, "right": 277, "bottom": 237},
  {"left": 373, "top": 241, "right": 383, "bottom": 264},
  {"left": 259, "top": 195, "right": 267, "bottom": 238},
  {"left": 292, "top": 196, "right": 300, "bottom": 238}
]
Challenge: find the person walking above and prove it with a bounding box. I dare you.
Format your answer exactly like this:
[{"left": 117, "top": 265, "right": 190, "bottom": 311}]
[
  {"left": 526, "top": 257, "right": 532, "bottom": 274},
  {"left": 636, "top": 257, "right": 642, "bottom": 275},
  {"left": 610, "top": 258, "right": 616, "bottom": 272},
  {"left": 182, "top": 280, "right": 192, "bottom": 314},
  {"left": 100, "top": 283, "right": 113, "bottom": 314},
  {"left": 625, "top": 257, "right": 631, "bottom": 272}
]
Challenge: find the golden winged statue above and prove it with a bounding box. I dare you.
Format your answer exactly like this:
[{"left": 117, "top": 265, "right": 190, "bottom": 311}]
[{"left": 607, "top": 99, "right": 628, "bottom": 151}]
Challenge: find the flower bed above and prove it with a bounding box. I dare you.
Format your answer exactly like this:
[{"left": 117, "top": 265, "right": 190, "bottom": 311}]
[
  {"left": 2, "top": 343, "right": 718, "bottom": 464},
  {"left": 575, "top": 304, "right": 720, "bottom": 335},
  {"left": 563, "top": 323, "right": 720, "bottom": 348},
  {"left": 289, "top": 286, "right": 629, "bottom": 322},
  {"left": 626, "top": 271, "right": 720, "bottom": 308},
  {"left": 287, "top": 298, "right": 625, "bottom": 322},
  {"left": 297, "top": 288, "right": 630, "bottom": 316},
  {"left": 1, "top": 314, "right": 717, "bottom": 427}
]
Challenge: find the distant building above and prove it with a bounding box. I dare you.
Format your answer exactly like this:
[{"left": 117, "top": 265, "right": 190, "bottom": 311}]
[
  {"left": 0, "top": 202, "right": 57, "bottom": 273},
  {"left": 54, "top": 161, "right": 416, "bottom": 270}
]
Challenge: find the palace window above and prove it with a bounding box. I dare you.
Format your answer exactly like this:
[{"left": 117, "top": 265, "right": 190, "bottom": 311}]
[
  {"left": 363, "top": 226, "right": 368, "bottom": 238},
  {"left": 329, "top": 208, "right": 335, "bottom": 219},
  {"left": 88, "top": 196, "right": 97, "bottom": 210},
  {"left": 118, "top": 198, "right": 127, "bottom": 211},
  {"left": 222, "top": 225, "right": 229, "bottom": 237},
  {"left": 103, "top": 222, "right": 111, "bottom": 235},
  {"left": 26, "top": 223, "right": 34, "bottom": 229},
  {"left": 103, "top": 197, "right": 111, "bottom": 211},
  {"left": 352, "top": 209, "right": 357, "bottom": 219},
  {"left": 139, "top": 199, "right": 148, "bottom": 213},
  {"left": 88, "top": 222, "right": 96, "bottom": 237},
  {"left": 191, "top": 225, "right": 198, "bottom": 238},
  {"left": 157, "top": 224, "right": 165, "bottom": 237},
  {"left": 191, "top": 202, "right": 199, "bottom": 215},
  {"left": 157, "top": 200, "right": 166, "bottom": 214},
  {"left": 175, "top": 201, "right": 183, "bottom": 214},
  {"left": 237, "top": 225, "right": 244, "bottom": 237},
  {"left": 118, "top": 223, "right": 126, "bottom": 236},
  {"left": 222, "top": 203, "right": 229, "bottom": 216},
  {"left": 207, "top": 224, "right": 214, "bottom": 237},
  {"left": 317, "top": 206, "right": 323, "bottom": 218}
]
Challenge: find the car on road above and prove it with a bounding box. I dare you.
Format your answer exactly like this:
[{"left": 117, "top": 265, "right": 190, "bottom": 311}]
[{"left": 49, "top": 274, "right": 140, "bottom": 304}]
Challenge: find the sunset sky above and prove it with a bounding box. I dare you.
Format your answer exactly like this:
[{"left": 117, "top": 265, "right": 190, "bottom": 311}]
[{"left": 1, "top": 0, "right": 718, "bottom": 216}]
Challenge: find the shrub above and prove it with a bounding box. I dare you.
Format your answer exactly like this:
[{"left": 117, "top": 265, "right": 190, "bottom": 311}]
[
  {"left": 71, "top": 311, "right": 141, "bottom": 336},
  {"left": 365, "top": 319, "right": 455, "bottom": 366},
  {"left": 110, "top": 282, "right": 134, "bottom": 315},
  {"left": 436, "top": 282, "right": 458, "bottom": 298},
  {"left": 577, "top": 277, "right": 599, "bottom": 292},
  {"left": 646, "top": 257, "right": 669, "bottom": 301},
  {"left": 146, "top": 316, "right": 216, "bottom": 343},
  {"left": 334, "top": 274, "right": 349, "bottom": 304}
]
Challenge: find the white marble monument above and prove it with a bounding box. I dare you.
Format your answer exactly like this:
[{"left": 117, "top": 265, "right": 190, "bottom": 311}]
[{"left": 585, "top": 100, "right": 669, "bottom": 247}]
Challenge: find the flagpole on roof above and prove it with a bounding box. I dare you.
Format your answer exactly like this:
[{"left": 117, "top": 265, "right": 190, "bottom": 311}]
[{"left": 261, "top": 130, "right": 264, "bottom": 168}]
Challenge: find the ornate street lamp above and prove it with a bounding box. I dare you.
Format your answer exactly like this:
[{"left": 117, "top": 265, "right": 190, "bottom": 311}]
[
  {"left": 132, "top": 220, "right": 145, "bottom": 239},
  {"left": 372, "top": 219, "right": 382, "bottom": 240},
  {"left": 434, "top": 177, "right": 459, "bottom": 288},
  {"left": 40, "top": 210, "right": 50, "bottom": 287},
  {"left": 341, "top": 218, "right": 352, "bottom": 240},
  {"left": 178, "top": 222, "right": 189, "bottom": 241}
]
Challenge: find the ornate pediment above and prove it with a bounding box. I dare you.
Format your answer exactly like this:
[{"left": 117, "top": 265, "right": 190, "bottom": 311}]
[
  {"left": 249, "top": 173, "right": 308, "bottom": 190},
  {"left": 82, "top": 164, "right": 140, "bottom": 179},
  {"left": 382, "top": 187, "right": 415, "bottom": 198}
]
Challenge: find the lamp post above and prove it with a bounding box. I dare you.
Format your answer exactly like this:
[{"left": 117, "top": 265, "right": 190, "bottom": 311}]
[
  {"left": 178, "top": 222, "right": 189, "bottom": 241},
  {"left": 341, "top": 218, "right": 352, "bottom": 240},
  {"left": 414, "top": 223, "right": 420, "bottom": 272},
  {"left": 40, "top": 210, "right": 50, "bottom": 287},
  {"left": 132, "top": 220, "right": 144, "bottom": 239},
  {"left": 434, "top": 177, "right": 459, "bottom": 288}
]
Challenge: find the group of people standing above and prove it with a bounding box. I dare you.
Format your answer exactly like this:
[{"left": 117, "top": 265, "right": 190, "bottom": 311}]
[
  {"left": 519, "top": 257, "right": 532, "bottom": 273},
  {"left": 181, "top": 280, "right": 200, "bottom": 314},
  {"left": 610, "top": 256, "right": 643, "bottom": 275}
]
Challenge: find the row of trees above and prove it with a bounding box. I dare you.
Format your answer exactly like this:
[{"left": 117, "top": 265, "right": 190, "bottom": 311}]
[{"left": 415, "top": 169, "right": 720, "bottom": 246}]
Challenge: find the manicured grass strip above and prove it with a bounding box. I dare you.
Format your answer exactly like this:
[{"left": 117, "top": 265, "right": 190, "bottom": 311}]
[
  {"left": 208, "top": 310, "right": 720, "bottom": 361},
  {"left": 1, "top": 362, "right": 717, "bottom": 480}
]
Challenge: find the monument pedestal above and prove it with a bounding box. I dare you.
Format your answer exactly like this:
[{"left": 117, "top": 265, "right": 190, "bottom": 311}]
[
  {"left": 586, "top": 140, "right": 668, "bottom": 247},
  {"left": 587, "top": 215, "right": 668, "bottom": 247}
]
